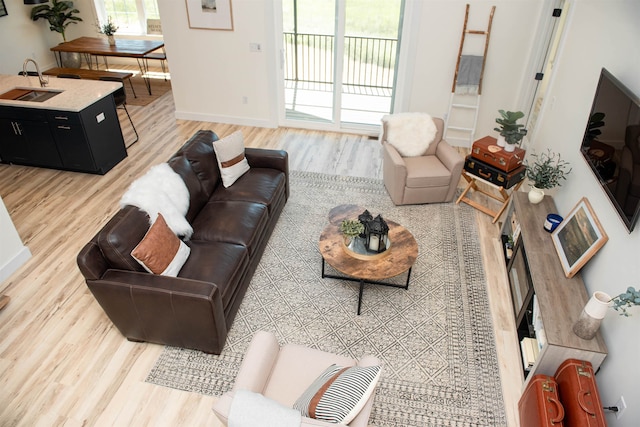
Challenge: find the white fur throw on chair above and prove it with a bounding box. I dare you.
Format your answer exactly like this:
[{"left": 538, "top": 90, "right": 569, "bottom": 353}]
[
  {"left": 382, "top": 112, "right": 438, "bottom": 157},
  {"left": 120, "top": 163, "right": 193, "bottom": 239}
]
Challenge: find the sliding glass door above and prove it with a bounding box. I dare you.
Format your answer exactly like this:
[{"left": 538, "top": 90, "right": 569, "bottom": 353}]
[{"left": 281, "top": 0, "right": 403, "bottom": 130}]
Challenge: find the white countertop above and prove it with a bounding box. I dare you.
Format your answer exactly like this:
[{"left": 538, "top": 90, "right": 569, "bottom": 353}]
[{"left": 0, "top": 74, "right": 121, "bottom": 112}]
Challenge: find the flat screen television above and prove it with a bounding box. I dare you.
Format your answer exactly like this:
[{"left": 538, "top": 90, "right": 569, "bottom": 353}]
[{"left": 581, "top": 68, "right": 640, "bottom": 232}]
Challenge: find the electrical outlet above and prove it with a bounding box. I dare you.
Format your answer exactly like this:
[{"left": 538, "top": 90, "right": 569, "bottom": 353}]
[
  {"left": 242, "top": 96, "right": 248, "bottom": 105},
  {"left": 249, "top": 43, "right": 262, "bottom": 53},
  {"left": 615, "top": 396, "right": 627, "bottom": 419}
]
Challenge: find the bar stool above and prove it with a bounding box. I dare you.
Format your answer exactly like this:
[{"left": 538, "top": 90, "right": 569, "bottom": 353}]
[{"left": 99, "top": 76, "right": 138, "bottom": 148}]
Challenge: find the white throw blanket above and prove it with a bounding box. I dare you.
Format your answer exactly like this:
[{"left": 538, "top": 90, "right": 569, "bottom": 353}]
[
  {"left": 119, "top": 163, "right": 193, "bottom": 239},
  {"left": 229, "top": 390, "right": 301, "bottom": 427}
]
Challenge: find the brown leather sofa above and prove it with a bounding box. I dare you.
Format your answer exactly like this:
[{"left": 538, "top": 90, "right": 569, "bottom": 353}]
[{"left": 77, "top": 130, "right": 289, "bottom": 354}]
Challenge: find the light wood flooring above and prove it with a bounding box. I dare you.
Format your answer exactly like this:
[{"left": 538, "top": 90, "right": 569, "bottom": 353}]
[{"left": 0, "top": 73, "right": 522, "bottom": 426}]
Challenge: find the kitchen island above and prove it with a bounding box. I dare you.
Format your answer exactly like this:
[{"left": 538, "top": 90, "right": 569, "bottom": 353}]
[{"left": 0, "top": 74, "right": 127, "bottom": 174}]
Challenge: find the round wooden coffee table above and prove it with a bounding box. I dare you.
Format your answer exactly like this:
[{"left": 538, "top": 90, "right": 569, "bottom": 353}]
[{"left": 319, "top": 205, "right": 418, "bottom": 314}]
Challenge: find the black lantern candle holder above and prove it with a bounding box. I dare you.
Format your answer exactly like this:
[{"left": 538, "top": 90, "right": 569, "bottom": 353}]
[
  {"left": 366, "top": 214, "right": 389, "bottom": 253},
  {"left": 358, "top": 209, "right": 373, "bottom": 238}
]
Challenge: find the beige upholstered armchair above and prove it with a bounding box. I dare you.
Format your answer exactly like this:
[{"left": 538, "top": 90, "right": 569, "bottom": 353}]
[
  {"left": 381, "top": 113, "right": 464, "bottom": 205},
  {"left": 212, "top": 331, "right": 381, "bottom": 427}
]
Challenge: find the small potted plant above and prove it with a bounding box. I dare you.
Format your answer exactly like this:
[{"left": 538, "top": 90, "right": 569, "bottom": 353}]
[
  {"left": 340, "top": 219, "right": 364, "bottom": 251},
  {"left": 524, "top": 149, "right": 572, "bottom": 204},
  {"left": 494, "top": 110, "right": 528, "bottom": 152},
  {"left": 99, "top": 16, "right": 119, "bottom": 46}
]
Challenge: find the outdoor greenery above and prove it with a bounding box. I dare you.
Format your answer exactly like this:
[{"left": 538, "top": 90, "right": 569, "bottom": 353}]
[
  {"left": 282, "top": 0, "right": 401, "bottom": 69},
  {"left": 30, "top": 0, "right": 82, "bottom": 42},
  {"left": 524, "top": 149, "right": 572, "bottom": 189},
  {"left": 611, "top": 286, "right": 640, "bottom": 317}
]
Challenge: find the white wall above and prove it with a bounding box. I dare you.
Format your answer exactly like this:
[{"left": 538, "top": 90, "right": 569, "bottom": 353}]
[
  {"left": 525, "top": 1, "right": 640, "bottom": 425},
  {"left": 0, "top": 196, "right": 31, "bottom": 283},
  {"left": 404, "top": 0, "right": 543, "bottom": 140},
  {"left": 0, "top": 0, "right": 98, "bottom": 74},
  {"left": 157, "top": 0, "right": 278, "bottom": 128}
]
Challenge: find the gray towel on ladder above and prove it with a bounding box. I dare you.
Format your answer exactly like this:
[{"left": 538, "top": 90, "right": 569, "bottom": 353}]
[{"left": 455, "top": 55, "right": 484, "bottom": 94}]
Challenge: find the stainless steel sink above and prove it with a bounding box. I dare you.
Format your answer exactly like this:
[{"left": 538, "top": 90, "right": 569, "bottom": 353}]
[{"left": 0, "top": 88, "right": 63, "bottom": 103}]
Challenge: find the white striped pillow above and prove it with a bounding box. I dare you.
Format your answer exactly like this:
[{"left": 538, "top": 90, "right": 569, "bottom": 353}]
[{"left": 293, "top": 364, "right": 381, "bottom": 424}]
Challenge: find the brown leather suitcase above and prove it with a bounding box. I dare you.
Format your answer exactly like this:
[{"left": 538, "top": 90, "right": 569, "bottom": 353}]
[
  {"left": 471, "top": 136, "right": 526, "bottom": 172},
  {"left": 519, "top": 375, "right": 565, "bottom": 427},
  {"left": 555, "top": 359, "right": 607, "bottom": 427},
  {"left": 464, "top": 156, "right": 526, "bottom": 189}
]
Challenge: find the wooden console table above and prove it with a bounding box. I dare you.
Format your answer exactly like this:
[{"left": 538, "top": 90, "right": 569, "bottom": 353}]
[
  {"left": 502, "top": 192, "right": 607, "bottom": 389},
  {"left": 456, "top": 170, "right": 524, "bottom": 223}
]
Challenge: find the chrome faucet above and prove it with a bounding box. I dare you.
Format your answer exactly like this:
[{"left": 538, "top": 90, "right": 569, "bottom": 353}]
[{"left": 22, "top": 58, "right": 48, "bottom": 87}]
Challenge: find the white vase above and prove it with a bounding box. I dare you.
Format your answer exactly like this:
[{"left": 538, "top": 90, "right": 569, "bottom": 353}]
[
  {"left": 528, "top": 187, "right": 545, "bottom": 204},
  {"left": 504, "top": 143, "right": 516, "bottom": 152},
  {"left": 573, "top": 291, "right": 611, "bottom": 340},
  {"left": 496, "top": 135, "right": 506, "bottom": 147},
  {"left": 108, "top": 35, "right": 116, "bottom": 46}
]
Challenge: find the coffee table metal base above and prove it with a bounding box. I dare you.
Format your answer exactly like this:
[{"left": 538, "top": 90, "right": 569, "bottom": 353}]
[{"left": 321, "top": 259, "right": 412, "bottom": 315}]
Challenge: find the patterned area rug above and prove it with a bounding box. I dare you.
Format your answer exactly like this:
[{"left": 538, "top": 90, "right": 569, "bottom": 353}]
[{"left": 146, "top": 171, "right": 506, "bottom": 426}]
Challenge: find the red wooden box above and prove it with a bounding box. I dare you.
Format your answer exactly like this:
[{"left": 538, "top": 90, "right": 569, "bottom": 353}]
[
  {"left": 555, "top": 359, "right": 607, "bottom": 427},
  {"left": 519, "top": 374, "right": 565, "bottom": 427}
]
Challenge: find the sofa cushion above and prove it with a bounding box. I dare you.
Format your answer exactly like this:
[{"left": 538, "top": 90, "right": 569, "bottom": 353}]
[
  {"left": 180, "top": 240, "right": 249, "bottom": 310},
  {"left": 211, "top": 169, "right": 287, "bottom": 215},
  {"left": 131, "top": 213, "right": 190, "bottom": 276},
  {"left": 404, "top": 156, "right": 452, "bottom": 188},
  {"left": 293, "top": 364, "right": 382, "bottom": 424},
  {"left": 212, "top": 131, "right": 251, "bottom": 188},
  {"left": 190, "top": 201, "right": 269, "bottom": 257},
  {"left": 181, "top": 130, "right": 221, "bottom": 198},
  {"left": 96, "top": 206, "right": 150, "bottom": 272},
  {"left": 168, "top": 155, "right": 208, "bottom": 222}
]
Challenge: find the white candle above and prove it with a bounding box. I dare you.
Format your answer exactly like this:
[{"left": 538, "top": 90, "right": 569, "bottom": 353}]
[{"left": 369, "top": 235, "right": 379, "bottom": 251}]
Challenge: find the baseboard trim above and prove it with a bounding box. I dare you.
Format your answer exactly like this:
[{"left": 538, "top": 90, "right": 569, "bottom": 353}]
[
  {"left": 0, "top": 246, "right": 32, "bottom": 284},
  {"left": 174, "top": 111, "right": 276, "bottom": 129}
]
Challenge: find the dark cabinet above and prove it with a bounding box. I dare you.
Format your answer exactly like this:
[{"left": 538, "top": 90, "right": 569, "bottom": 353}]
[
  {"left": 0, "top": 107, "right": 63, "bottom": 168},
  {"left": 0, "top": 95, "right": 126, "bottom": 174}
]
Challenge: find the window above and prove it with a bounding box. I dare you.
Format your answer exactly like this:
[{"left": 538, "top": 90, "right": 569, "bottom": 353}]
[{"left": 94, "top": 0, "right": 161, "bottom": 35}]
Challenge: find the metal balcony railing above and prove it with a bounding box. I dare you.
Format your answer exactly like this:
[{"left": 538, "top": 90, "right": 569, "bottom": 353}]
[{"left": 283, "top": 32, "right": 397, "bottom": 95}]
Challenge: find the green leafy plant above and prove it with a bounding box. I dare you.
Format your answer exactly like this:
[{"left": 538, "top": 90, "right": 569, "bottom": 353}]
[
  {"left": 524, "top": 149, "right": 572, "bottom": 189},
  {"left": 611, "top": 286, "right": 640, "bottom": 317},
  {"left": 98, "top": 16, "right": 119, "bottom": 36},
  {"left": 494, "top": 110, "right": 528, "bottom": 145},
  {"left": 30, "top": 0, "right": 83, "bottom": 42},
  {"left": 339, "top": 219, "right": 364, "bottom": 238}
]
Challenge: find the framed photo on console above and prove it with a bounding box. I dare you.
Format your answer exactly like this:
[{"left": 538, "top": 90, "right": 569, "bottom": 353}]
[
  {"left": 552, "top": 197, "right": 608, "bottom": 278},
  {"left": 185, "top": 0, "right": 233, "bottom": 30}
]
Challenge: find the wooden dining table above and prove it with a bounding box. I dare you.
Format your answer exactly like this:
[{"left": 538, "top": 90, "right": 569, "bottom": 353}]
[{"left": 51, "top": 37, "right": 165, "bottom": 95}]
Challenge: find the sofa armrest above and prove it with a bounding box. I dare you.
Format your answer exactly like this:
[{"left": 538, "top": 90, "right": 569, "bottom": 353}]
[
  {"left": 77, "top": 240, "right": 109, "bottom": 281},
  {"left": 435, "top": 139, "right": 464, "bottom": 173},
  {"left": 87, "top": 270, "right": 228, "bottom": 354},
  {"left": 212, "top": 392, "right": 348, "bottom": 427},
  {"left": 245, "top": 148, "right": 289, "bottom": 174},
  {"left": 382, "top": 142, "right": 408, "bottom": 205},
  {"left": 233, "top": 330, "right": 281, "bottom": 393}
]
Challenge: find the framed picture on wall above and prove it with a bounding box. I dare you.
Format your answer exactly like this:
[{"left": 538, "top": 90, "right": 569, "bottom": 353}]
[
  {"left": 185, "top": 0, "right": 233, "bottom": 30},
  {"left": 552, "top": 197, "right": 608, "bottom": 278},
  {"left": 0, "top": 0, "right": 8, "bottom": 18}
]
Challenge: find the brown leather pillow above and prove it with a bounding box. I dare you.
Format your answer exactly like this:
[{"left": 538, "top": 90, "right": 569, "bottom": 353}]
[{"left": 131, "top": 213, "right": 190, "bottom": 276}]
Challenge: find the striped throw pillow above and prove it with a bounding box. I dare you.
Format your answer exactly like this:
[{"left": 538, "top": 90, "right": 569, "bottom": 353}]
[{"left": 293, "top": 364, "right": 381, "bottom": 424}]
